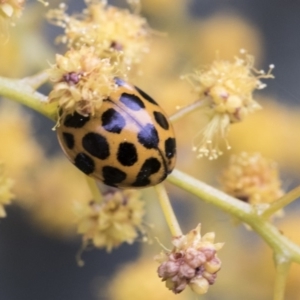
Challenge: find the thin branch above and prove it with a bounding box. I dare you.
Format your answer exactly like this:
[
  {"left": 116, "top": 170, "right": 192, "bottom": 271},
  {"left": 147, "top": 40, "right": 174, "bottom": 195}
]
[
  {"left": 85, "top": 177, "right": 103, "bottom": 203},
  {"left": 273, "top": 254, "right": 291, "bottom": 300},
  {"left": 0, "top": 76, "right": 56, "bottom": 121},
  {"left": 21, "top": 71, "right": 50, "bottom": 89},
  {"left": 263, "top": 185, "right": 300, "bottom": 219},
  {"left": 155, "top": 183, "right": 182, "bottom": 237},
  {"left": 169, "top": 99, "right": 206, "bottom": 123}
]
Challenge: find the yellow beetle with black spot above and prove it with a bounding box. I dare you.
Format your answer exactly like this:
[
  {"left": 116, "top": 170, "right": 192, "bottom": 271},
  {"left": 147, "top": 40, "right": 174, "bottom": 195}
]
[{"left": 56, "top": 78, "right": 176, "bottom": 188}]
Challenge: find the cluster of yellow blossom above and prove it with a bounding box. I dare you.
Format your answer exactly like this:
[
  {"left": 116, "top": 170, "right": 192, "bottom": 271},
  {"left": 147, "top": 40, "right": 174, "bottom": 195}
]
[
  {"left": 220, "top": 152, "right": 284, "bottom": 207},
  {"left": 155, "top": 224, "right": 223, "bottom": 295},
  {"left": 0, "top": 163, "right": 14, "bottom": 217},
  {"left": 47, "top": 0, "right": 150, "bottom": 118},
  {"left": 185, "top": 50, "right": 274, "bottom": 160},
  {"left": 48, "top": 47, "right": 120, "bottom": 117},
  {"left": 76, "top": 189, "right": 145, "bottom": 252},
  {"left": 47, "top": 1, "right": 149, "bottom": 70}
]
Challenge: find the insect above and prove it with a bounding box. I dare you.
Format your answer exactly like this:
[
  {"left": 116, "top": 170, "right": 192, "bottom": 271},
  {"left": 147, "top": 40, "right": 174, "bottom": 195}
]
[{"left": 56, "top": 78, "right": 176, "bottom": 188}]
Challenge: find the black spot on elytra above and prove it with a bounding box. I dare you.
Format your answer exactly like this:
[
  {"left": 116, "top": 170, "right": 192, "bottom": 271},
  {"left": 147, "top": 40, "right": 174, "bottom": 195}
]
[
  {"left": 137, "top": 124, "right": 159, "bottom": 149},
  {"left": 117, "top": 142, "right": 138, "bottom": 166},
  {"left": 63, "top": 112, "right": 90, "bottom": 128},
  {"left": 153, "top": 111, "right": 169, "bottom": 130},
  {"left": 101, "top": 108, "right": 126, "bottom": 134},
  {"left": 135, "top": 86, "right": 158, "bottom": 105},
  {"left": 102, "top": 166, "right": 127, "bottom": 186},
  {"left": 132, "top": 157, "right": 161, "bottom": 187},
  {"left": 74, "top": 153, "right": 95, "bottom": 174},
  {"left": 120, "top": 93, "right": 145, "bottom": 111},
  {"left": 165, "top": 137, "right": 176, "bottom": 159},
  {"left": 82, "top": 132, "right": 110, "bottom": 160},
  {"left": 62, "top": 132, "right": 75, "bottom": 149}
]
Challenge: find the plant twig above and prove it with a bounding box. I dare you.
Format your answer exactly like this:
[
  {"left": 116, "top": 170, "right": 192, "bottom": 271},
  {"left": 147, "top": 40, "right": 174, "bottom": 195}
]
[
  {"left": 273, "top": 254, "right": 291, "bottom": 300},
  {"left": 155, "top": 183, "right": 182, "bottom": 237},
  {"left": 0, "top": 76, "right": 56, "bottom": 120},
  {"left": 169, "top": 99, "right": 206, "bottom": 123},
  {"left": 263, "top": 185, "right": 300, "bottom": 219},
  {"left": 21, "top": 71, "right": 50, "bottom": 89},
  {"left": 85, "top": 177, "right": 103, "bottom": 204}
]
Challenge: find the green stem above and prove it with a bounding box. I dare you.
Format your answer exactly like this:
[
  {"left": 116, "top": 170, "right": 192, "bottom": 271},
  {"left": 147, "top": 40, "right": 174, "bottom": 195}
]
[
  {"left": 273, "top": 254, "right": 291, "bottom": 300},
  {"left": 263, "top": 185, "right": 300, "bottom": 219},
  {"left": 155, "top": 183, "right": 182, "bottom": 237},
  {"left": 21, "top": 71, "right": 50, "bottom": 89},
  {"left": 169, "top": 99, "right": 206, "bottom": 123},
  {"left": 167, "top": 168, "right": 300, "bottom": 263},
  {"left": 0, "top": 76, "right": 56, "bottom": 121}
]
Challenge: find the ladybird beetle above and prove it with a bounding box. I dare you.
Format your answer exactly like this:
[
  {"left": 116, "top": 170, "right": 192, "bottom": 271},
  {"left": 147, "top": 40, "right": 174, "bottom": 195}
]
[{"left": 56, "top": 78, "right": 176, "bottom": 188}]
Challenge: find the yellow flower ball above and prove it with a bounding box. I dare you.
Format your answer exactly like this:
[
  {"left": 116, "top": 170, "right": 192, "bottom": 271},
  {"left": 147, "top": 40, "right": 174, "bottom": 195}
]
[
  {"left": 229, "top": 99, "right": 300, "bottom": 173},
  {"left": 191, "top": 13, "right": 263, "bottom": 65}
]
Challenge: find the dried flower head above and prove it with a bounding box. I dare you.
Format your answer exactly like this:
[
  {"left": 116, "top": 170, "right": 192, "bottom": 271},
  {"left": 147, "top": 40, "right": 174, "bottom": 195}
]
[
  {"left": 155, "top": 224, "right": 223, "bottom": 295},
  {"left": 0, "top": 0, "right": 24, "bottom": 20},
  {"left": 184, "top": 50, "right": 274, "bottom": 160},
  {"left": 48, "top": 47, "right": 119, "bottom": 117},
  {"left": 76, "top": 189, "right": 145, "bottom": 252},
  {"left": 220, "top": 152, "right": 284, "bottom": 207},
  {"left": 47, "top": 0, "right": 150, "bottom": 72},
  {"left": 0, "top": 163, "right": 14, "bottom": 217},
  {"left": 107, "top": 258, "right": 187, "bottom": 300}
]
